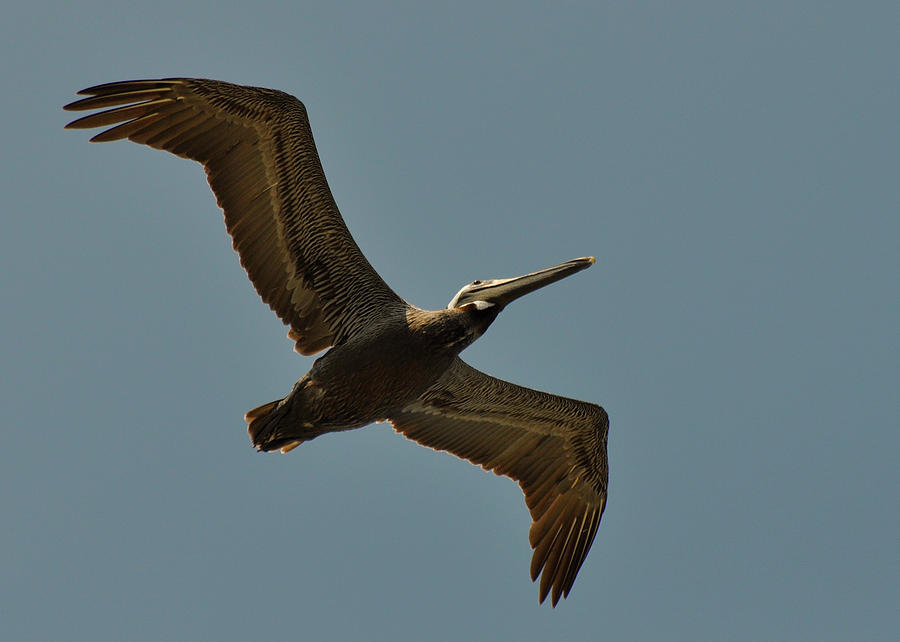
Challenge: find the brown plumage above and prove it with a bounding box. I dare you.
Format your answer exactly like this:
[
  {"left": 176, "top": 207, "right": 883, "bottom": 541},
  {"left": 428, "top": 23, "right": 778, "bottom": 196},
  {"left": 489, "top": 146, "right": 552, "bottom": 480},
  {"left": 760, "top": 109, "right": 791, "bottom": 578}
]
[{"left": 64, "top": 78, "right": 609, "bottom": 606}]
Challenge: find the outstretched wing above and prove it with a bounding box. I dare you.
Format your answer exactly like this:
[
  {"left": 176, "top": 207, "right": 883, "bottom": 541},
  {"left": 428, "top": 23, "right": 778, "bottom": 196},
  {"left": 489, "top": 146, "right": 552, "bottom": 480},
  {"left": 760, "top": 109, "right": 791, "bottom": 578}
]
[
  {"left": 65, "top": 78, "right": 403, "bottom": 354},
  {"left": 389, "top": 358, "right": 609, "bottom": 606}
]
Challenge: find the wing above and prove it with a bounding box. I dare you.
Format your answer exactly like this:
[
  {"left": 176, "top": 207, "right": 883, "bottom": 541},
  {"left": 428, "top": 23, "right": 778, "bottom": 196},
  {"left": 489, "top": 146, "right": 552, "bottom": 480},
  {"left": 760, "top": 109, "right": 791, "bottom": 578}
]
[
  {"left": 64, "top": 78, "right": 404, "bottom": 354},
  {"left": 389, "top": 358, "right": 608, "bottom": 606}
]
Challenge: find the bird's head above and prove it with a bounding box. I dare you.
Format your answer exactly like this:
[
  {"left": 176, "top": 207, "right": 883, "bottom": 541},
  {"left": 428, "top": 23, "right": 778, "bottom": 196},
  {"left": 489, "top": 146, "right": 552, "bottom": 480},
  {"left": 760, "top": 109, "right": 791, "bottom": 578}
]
[{"left": 446, "top": 256, "right": 596, "bottom": 339}]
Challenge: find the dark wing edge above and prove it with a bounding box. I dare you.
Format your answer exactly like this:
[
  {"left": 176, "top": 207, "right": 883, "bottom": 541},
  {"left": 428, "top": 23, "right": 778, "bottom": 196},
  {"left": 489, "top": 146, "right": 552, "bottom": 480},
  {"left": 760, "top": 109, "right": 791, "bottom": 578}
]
[
  {"left": 64, "top": 78, "right": 403, "bottom": 354},
  {"left": 388, "top": 358, "right": 609, "bottom": 606}
]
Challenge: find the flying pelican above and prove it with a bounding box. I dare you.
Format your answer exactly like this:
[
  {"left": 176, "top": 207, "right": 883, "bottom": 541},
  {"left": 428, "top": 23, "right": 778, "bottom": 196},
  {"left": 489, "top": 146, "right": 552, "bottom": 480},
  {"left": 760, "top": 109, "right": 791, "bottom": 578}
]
[{"left": 64, "top": 78, "right": 609, "bottom": 606}]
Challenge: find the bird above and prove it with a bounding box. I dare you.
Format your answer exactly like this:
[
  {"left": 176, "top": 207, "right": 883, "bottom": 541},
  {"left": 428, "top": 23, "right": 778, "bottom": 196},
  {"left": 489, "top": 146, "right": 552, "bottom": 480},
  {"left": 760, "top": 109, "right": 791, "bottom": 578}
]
[{"left": 64, "top": 78, "right": 609, "bottom": 606}]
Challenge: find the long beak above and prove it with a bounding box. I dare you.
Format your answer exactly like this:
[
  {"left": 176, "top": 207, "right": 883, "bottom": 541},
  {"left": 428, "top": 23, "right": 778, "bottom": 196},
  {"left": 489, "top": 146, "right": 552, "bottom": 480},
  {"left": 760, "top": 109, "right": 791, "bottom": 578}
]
[{"left": 453, "top": 256, "right": 595, "bottom": 308}]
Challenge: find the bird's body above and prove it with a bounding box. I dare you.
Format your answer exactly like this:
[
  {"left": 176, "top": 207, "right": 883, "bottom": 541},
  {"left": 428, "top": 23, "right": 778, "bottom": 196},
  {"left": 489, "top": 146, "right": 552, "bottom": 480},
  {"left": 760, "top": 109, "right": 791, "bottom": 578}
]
[
  {"left": 65, "top": 78, "right": 609, "bottom": 606},
  {"left": 252, "top": 306, "right": 471, "bottom": 448}
]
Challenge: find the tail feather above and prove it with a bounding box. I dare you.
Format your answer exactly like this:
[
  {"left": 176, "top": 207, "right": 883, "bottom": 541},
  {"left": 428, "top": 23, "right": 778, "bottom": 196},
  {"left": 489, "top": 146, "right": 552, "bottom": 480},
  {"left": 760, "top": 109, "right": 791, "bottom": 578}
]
[{"left": 245, "top": 399, "right": 304, "bottom": 453}]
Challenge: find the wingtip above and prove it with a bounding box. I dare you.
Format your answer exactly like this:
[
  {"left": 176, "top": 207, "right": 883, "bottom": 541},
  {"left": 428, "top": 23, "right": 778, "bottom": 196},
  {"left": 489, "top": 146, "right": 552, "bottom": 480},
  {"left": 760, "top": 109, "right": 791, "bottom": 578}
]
[{"left": 537, "top": 583, "right": 562, "bottom": 607}]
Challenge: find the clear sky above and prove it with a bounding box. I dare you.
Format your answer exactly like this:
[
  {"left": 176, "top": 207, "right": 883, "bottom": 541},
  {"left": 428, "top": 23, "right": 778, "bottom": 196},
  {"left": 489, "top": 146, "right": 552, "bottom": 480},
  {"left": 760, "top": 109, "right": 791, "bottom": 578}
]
[{"left": 2, "top": 2, "right": 897, "bottom": 640}]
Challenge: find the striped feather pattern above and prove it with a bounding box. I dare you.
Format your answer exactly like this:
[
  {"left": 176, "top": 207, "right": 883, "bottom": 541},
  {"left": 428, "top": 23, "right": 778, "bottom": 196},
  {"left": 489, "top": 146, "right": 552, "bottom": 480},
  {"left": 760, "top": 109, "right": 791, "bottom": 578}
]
[
  {"left": 390, "top": 358, "right": 608, "bottom": 606},
  {"left": 65, "top": 78, "right": 403, "bottom": 353}
]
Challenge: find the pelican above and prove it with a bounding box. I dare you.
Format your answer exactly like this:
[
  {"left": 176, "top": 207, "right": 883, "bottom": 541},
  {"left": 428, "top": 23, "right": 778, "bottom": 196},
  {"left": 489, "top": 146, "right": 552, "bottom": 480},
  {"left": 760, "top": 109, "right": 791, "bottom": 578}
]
[{"left": 64, "top": 78, "right": 609, "bottom": 606}]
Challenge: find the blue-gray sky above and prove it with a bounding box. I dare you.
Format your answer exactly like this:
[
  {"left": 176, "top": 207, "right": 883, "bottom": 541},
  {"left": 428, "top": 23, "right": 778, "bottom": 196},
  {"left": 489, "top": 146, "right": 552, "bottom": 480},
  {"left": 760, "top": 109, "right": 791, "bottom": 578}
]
[{"left": 2, "top": 2, "right": 898, "bottom": 640}]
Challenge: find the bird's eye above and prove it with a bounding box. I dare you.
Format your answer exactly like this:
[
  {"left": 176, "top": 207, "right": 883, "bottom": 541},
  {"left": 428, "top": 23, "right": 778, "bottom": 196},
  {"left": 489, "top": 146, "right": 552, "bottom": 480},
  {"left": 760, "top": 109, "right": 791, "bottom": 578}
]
[{"left": 471, "top": 280, "right": 482, "bottom": 286}]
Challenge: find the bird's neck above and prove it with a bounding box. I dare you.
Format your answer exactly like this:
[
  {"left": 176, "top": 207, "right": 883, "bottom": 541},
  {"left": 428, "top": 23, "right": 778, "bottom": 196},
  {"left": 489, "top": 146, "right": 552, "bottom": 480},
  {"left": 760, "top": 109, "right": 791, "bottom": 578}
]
[{"left": 405, "top": 306, "right": 498, "bottom": 355}]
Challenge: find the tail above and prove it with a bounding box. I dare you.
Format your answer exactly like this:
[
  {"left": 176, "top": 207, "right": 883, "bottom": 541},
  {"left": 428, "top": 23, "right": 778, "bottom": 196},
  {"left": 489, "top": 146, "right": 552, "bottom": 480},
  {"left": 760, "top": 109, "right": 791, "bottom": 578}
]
[{"left": 245, "top": 399, "right": 304, "bottom": 454}]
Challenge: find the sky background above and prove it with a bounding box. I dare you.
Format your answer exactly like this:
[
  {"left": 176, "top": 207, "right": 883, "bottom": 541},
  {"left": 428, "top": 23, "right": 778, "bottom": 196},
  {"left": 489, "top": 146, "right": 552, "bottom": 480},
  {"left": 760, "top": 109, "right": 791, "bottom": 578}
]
[{"left": 2, "top": 2, "right": 898, "bottom": 640}]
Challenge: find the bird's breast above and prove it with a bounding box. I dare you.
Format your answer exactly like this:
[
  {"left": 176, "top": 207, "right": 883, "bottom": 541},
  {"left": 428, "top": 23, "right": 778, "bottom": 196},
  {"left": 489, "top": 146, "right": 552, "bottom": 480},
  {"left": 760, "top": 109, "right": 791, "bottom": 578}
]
[{"left": 306, "top": 317, "right": 459, "bottom": 425}]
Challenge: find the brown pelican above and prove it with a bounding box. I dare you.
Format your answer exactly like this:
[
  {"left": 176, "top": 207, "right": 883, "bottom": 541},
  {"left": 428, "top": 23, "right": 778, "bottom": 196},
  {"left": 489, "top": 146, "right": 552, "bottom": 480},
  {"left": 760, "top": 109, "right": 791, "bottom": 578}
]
[{"left": 64, "top": 78, "right": 609, "bottom": 606}]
